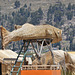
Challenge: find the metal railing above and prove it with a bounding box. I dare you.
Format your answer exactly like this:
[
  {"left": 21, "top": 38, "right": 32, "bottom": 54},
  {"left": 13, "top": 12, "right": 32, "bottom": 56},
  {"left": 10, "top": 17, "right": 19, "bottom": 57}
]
[{"left": 22, "top": 65, "right": 60, "bottom": 70}]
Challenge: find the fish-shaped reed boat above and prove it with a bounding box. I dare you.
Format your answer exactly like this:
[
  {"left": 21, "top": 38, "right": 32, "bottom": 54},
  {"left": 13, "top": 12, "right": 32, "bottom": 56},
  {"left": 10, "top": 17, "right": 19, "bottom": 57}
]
[{"left": 0, "top": 23, "right": 62, "bottom": 48}]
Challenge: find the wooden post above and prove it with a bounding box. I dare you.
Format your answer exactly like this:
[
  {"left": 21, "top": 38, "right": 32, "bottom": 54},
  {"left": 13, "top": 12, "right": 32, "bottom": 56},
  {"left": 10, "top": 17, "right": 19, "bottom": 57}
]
[
  {"left": 23, "top": 40, "right": 30, "bottom": 65},
  {"left": 23, "top": 40, "right": 27, "bottom": 65},
  {"left": 31, "top": 42, "right": 40, "bottom": 59},
  {"left": 0, "top": 26, "right": 4, "bottom": 50},
  {"left": 44, "top": 39, "right": 55, "bottom": 64},
  {"left": 39, "top": 39, "right": 44, "bottom": 57}
]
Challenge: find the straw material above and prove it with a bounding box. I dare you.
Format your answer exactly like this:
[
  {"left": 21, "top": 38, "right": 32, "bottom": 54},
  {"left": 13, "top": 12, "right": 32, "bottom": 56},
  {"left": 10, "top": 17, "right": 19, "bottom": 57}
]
[
  {"left": 0, "top": 23, "right": 62, "bottom": 48},
  {"left": 0, "top": 50, "right": 22, "bottom": 75},
  {"left": 0, "top": 50, "right": 22, "bottom": 63},
  {"left": 32, "top": 50, "right": 75, "bottom": 65},
  {"left": 32, "top": 50, "right": 75, "bottom": 74},
  {"left": 14, "top": 25, "right": 22, "bottom": 30},
  {"left": 65, "top": 52, "right": 75, "bottom": 64},
  {"left": 32, "top": 50, "right": 64, "bottom": 65},
  {"left": 66, "top": 63, "right": 75, "bottom": 73}
]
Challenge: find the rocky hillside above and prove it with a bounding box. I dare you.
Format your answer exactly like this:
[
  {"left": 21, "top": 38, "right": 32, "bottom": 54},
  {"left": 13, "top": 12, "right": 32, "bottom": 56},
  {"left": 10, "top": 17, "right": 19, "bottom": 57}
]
[
  {"left": 0, "top": 0, "right": 75, "bottom": 14},
  {"left": 0, "top": 0, "right": 75, "bottom": 51}
]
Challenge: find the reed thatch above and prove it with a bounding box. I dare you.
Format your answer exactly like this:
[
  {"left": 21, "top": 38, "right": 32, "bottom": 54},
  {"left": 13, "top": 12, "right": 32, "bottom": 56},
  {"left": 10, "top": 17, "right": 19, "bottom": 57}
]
[
  {"left": 0, "top": 50, "right": 22, "bottom": 63},
  {"left": 33, "top": 50, "right": 75, "bottom": 65},
  {"left": 0, "top": 23, "right": 62, "bottom": 49},
  {"left": 14, "top": 25, "right": 21, "bottom": 30},
  {"left": 0, "top": 50, "right": 22, "bottom": 75},
  {"left": 32, "top": 50, "right": 75, "bottom": 74},
  {"left": 32, "top": 50, "right": 65, "bottom": 65}
]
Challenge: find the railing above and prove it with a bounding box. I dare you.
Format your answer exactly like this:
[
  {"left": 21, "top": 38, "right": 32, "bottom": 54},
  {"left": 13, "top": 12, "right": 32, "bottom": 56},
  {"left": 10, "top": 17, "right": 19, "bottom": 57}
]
[{"left": 22, "top": 65, "right": 60, "bottom": 70}]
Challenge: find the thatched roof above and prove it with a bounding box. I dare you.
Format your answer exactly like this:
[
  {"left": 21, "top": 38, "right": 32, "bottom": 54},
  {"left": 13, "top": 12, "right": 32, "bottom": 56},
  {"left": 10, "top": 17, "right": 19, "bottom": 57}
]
[
  {"left": 32, "top": 50, "right": 75, "bottom": 65},
  {"left": 0, "top": 50, "right": 21, "bottom": 64}
]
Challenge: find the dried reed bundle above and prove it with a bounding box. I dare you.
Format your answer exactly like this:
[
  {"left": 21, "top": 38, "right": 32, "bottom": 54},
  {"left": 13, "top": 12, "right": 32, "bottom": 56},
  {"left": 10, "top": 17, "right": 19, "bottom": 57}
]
[
  {"left": 0, "top": 23, "right": 62, "bottom": 48},
  {"left": 32, "top": 50, "right": 65, "bottom": 65},
  {"left": 32, "top": 50, "right": 75, "bottom": 74},
  {"left": 65, "top": 52, "right": 75, "bottom": 64},
  {"left": 32, "top": 50, "right": 75, "bottom": 65}
]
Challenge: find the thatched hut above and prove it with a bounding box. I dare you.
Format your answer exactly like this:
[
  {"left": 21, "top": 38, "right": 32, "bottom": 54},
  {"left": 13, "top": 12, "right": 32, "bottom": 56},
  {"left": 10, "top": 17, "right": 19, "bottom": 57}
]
[{"left": 0, "top": 50, "right": 22, "bottom": 75}]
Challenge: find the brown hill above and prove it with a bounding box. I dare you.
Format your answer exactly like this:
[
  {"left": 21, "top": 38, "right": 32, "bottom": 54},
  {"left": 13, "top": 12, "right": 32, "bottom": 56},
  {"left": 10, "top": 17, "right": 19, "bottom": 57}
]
[{"left": 0, "top": 0, "right": 75, "bottom": 14}]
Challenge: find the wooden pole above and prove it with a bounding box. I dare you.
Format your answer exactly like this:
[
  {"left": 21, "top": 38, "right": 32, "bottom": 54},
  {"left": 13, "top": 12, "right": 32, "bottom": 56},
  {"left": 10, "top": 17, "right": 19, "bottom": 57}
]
[
  {"left": 0, "top": 26, "right": 4, "bottom": 50},
  {"left": 44, "top": 39, "right": 55, "bottom": 64},
  {"left": 31, "top": 41, "right": 40, "bottom": 59},
  {"left": 23, "top": 40, "right": 30, "bottom": 65}
]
